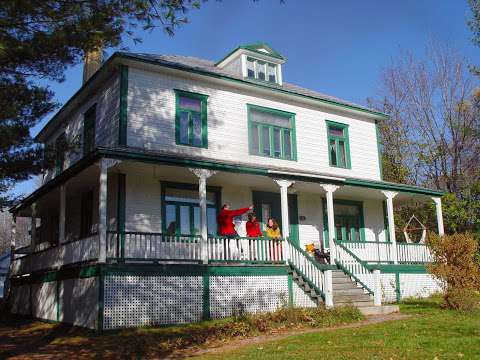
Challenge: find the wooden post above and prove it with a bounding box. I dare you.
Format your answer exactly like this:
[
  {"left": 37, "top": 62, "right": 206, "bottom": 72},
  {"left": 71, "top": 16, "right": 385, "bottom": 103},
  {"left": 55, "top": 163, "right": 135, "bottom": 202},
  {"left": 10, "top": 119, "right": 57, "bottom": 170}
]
[
  {"left": 190, "top": 168, "right": 216, "bottom": 264},
  {"left": 98, "top": 160, "right": 108, "bottom": 263},
  {"left": 382, "top": 191, "right": 398, "bottom": 264},
  {"left": 274, "top": 179, "right": 294, "bottom": 262},
  {"left": 320, "top": 184, "right": 340, "bottom": 264},
  {"left": 432, "top": 197, "right": 445, "bottom": 236},
  {"left": 59, "top": 184, "right": 66, "bottom": 244},
  {"left": 324, "top": 270, "right": 333, "bottom": 308}
]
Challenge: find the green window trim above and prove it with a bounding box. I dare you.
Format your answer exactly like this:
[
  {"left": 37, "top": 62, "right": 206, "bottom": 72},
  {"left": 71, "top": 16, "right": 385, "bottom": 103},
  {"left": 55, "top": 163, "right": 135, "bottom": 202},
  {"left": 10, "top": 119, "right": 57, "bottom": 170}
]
[
  {"left": 174, "top": 89, "right": 209, "bottom": 148},
  {"left": 83, "top": 104, "right": 96, "bottom": 156},
  {"left": 247, "top": 104, "right": 297, "bottom": 161},
  {"left": 326, "top": 120, "right": 351, "bottom": 169},
  {"left": 245, "top": 57, "right": 279, "bottom": 84},
  {"left": 160, "top": 181, "right": 221, "bottom": 236},
  {"left": 322, "top": 198, "right": 366, "bottom": 248}
]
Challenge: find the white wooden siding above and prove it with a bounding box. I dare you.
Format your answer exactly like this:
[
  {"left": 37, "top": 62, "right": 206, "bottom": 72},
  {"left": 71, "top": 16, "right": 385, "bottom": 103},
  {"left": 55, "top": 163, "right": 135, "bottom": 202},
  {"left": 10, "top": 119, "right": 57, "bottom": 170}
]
[{"left": 127, "top": 67, "right": 381, "bottom": 181}]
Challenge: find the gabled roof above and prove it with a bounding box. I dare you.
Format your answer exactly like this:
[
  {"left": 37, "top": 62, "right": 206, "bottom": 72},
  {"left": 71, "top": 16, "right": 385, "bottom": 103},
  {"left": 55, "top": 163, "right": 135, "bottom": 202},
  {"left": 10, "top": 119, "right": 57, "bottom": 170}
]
[{"left": 215, "top": 42, "right": 286, "bottom": 66}]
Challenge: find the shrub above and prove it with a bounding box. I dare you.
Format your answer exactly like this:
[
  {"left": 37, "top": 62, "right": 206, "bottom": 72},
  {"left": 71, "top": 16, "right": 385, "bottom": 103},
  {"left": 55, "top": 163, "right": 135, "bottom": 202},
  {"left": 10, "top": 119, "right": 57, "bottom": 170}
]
[{"left": 427, "top": 233, "right": 480, "bottom": 311}]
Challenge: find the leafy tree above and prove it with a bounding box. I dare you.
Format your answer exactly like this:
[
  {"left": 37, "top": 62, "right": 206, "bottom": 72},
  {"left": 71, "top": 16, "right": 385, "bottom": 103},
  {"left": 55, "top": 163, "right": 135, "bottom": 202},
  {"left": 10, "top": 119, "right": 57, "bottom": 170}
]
[{"left": 0, "top": 0, "right": 206, "bottom": 208}]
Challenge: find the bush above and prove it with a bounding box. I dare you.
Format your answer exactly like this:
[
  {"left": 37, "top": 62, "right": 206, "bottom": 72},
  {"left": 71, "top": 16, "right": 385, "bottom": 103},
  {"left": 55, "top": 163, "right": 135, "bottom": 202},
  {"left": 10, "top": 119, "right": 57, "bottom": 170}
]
[{"left": 427, "top": 233, "right": 480, "bottom": 311}]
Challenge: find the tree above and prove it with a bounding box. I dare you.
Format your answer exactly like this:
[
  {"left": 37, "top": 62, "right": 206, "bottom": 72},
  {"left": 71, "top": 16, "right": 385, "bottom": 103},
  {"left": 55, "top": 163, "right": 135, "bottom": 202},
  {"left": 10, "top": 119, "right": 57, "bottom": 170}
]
[
  {"left": 0, "top": 0, "right": 206, "bottom": 208},
  {"left": 369, "top": 44, "right": 480, "bottom": 236}
]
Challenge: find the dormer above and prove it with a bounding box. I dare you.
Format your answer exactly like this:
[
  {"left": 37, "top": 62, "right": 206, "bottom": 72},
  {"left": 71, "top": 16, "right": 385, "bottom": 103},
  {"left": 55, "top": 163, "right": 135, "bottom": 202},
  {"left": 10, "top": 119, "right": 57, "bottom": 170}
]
[{"left": 216, "top": 43, "right": 286, "bottom": 86}]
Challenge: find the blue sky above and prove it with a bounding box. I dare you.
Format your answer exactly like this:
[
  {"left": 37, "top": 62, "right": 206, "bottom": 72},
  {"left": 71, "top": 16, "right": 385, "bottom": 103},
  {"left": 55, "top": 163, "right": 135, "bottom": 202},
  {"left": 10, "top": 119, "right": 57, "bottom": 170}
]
[{"left": 12, "top": 0, "right": 478, "bottom": 197}]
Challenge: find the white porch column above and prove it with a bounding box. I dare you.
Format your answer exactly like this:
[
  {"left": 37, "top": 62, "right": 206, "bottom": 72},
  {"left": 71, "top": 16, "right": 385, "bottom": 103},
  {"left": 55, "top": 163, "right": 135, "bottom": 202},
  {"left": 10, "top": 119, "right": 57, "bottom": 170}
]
[
  {"left": 98, "top": 160, "right": 108, "bottom": 263},
  {"left": 373, "top": 269, "right": 382, "bottom": 306},
  {"left": 190, "top": 168, "right": 216, "bottom": 264},
  {"left": 432, "top": 197, "right": 445, "bottom": 236},
  {"left": 324, "top": 270, "right": 333, "bottom": 308},
  {"left": 30, "top": 203, "right": 37, "bottom": 250},
  {"left": 59, "top": 184, "right": 66, "bottom": 244},
  {"left": 320, "top": 184, "right": 340, "bottom": 265},
  {"left": 274, "top": 179, "right": 294, "bottom": 261},
  {"left": 382, "top": 191, "right": 398, "bottom": 264}
]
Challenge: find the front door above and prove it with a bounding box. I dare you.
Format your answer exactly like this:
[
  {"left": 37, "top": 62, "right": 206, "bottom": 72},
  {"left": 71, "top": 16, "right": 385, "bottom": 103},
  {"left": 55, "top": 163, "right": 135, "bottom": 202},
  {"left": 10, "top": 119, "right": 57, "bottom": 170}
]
[{"left": 252, "top": 191, "right": 299, "bottom": 245}]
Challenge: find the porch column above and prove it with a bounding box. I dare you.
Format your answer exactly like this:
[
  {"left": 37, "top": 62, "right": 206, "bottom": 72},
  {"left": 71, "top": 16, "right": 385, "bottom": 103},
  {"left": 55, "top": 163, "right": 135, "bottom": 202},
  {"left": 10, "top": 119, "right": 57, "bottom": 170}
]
[
  {"left": 373, "top": 269, "right": 382, "bottom": 306},
  {"left": 432, "top": 197, "right": 444, "bottom": 236},
  {"left": 274, "top": 179, "right": 294, "bottom": 261},
  {"left": 190, "top": 168, "right": 216, "bottom": 264},
  {"left": 382, "top": 191, "right": 398, "bottom": 264},
  {"left": 59, "top": 184, "right": 66, "bottom": 244},
  {"left": 320, "top": 184, "right": 340, "bottom": 265},
  {"left": 30, "top": 203, "right": 37, "bottom": 250},
  {"left": 98, "top": 159, "right": 108, "bottom": 263}
]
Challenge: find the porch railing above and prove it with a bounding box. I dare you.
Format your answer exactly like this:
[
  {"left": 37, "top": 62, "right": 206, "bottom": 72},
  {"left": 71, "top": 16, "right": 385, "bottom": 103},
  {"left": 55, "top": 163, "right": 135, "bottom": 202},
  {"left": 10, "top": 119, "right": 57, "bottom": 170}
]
[
  {"left": 207, "top": 236, "right": 284, "bottom": 263},
  {"left": 336, "top": 240, "right": 432, "bottom": 264}
]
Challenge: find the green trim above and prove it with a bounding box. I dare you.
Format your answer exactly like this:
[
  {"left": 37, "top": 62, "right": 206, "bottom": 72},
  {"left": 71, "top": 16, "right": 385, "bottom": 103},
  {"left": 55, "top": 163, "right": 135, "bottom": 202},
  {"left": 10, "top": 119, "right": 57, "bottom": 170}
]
[
  {"left": 395, "top": 272, "right": 401, "bottom": 303},
  {"left": 117, "top": 173, "right": 126, "bottom": 259},
  {"left": 370, "top": 264, "right": 428, "bottom": 274},
  {"left": 202, "top": 275, "right": 210, "bottom": 320},
  {"left": 326, "top": 120, "right": 351, "bottom": 169},
  {"left": 119, "top": 65, "right": 128, "bottom": 146},
  {"left": 322, "top": 199, "right": 365, "bottom": 245},
  {"left": 247, "top": 104, "right": 297, "bottom": 161},
  {"left": 215, "top": 42, "right": 286, "bottom": 66},
  {"left": 287, "top": 274, "right": 293, "bottom": 307},
  {"left": 344, "top": 178, "right": 444, "bottom": 196},
  {"left": 10, "top": 264, "right": 101, "bottom": 285},
  {"left": 375, "top": 121, "right": 383, "bottom": 180},
  {"left": 83, "top": 104, "right": 97, "bottom": 156},
  {"left": 174, "top": 89, "right": 209, "bottom": 148}
]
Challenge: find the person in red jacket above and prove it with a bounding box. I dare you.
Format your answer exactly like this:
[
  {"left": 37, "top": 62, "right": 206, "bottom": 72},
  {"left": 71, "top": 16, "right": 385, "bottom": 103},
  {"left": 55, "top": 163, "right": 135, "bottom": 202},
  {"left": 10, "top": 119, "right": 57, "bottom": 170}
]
[
  {"left": 217, "top": 204, "right": 252, "bottom": 237},
  {"left": 246, "top": 213, "right": 263, "bottom": 237}
]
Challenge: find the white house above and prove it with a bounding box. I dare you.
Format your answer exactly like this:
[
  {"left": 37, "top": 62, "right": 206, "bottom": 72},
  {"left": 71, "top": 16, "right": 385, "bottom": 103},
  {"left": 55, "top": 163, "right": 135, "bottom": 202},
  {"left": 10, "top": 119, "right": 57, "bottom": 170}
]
[{"left": 8, "top": 43, "right": 444, "bottom": 330}]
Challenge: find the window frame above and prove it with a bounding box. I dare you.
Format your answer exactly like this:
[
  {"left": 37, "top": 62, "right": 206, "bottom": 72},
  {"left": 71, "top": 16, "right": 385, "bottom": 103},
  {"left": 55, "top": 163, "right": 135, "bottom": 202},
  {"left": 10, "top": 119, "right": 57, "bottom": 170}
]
[
  {"left": 245, "top": 57, "right": 279, "bottom": 84},
  {"left": 326, "top": 120, "right": 351, "bottom": 169},
  {"left": 160, "top": 181, "right": 221, "bottom": 236},
  {"left": 247, "top": 104, "right": 297, "bottom": 161},
  {"left": 83, "top": 104, "right": 96, "bottom": 156},
  {"left": 174, "top": 89, "right": 209, "bottom": 148}
]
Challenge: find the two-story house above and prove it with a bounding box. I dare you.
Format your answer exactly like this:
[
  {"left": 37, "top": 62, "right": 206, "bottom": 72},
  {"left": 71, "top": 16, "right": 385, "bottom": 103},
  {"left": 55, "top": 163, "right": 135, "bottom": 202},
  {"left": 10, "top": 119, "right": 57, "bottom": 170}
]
[{"left": 8, "top": 43, "right": 444, "bottom": 330}]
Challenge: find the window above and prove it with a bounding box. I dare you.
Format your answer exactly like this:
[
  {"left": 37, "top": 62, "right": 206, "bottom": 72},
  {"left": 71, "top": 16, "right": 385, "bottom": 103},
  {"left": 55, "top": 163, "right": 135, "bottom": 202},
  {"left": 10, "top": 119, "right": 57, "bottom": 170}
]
[
  {"left": 246, "top": 57, "right": 279, "bottom": 84},
  {"left": 322, "top": 200, "right": 365, "bottom": 248},
  {"left": 162, "top": 183, "right": 220, "bottom": 236},
  {"left": 83, "top": 105, "right": 96, "bottom": 155},
  {"left": 55, "top": 133, "right": 65, "bottom": 176},
  {"left": 175, "top": 90, "right": 208, "bottom": 148},
  {"left": 326, "top": 121, "right": 350, "bottom": 168},
  {"left": 248, "top": 104, "right": 296, "bottom": 160}
]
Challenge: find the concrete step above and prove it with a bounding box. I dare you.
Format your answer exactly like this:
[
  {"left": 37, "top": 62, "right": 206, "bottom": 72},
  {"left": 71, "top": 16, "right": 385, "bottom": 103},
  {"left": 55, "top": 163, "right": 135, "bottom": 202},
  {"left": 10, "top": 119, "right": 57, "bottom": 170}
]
[
  {"left": 333, "top": 282, "right": 359, "bottom": 290},
  {"left": 333, "top": 288, "right": 369, "bottom": 296},
  {"left": 331, "top": 277, "right": 353, "bottom": 284},
  {"left": 358, "top": 305, "right": 399, "bottom": 316},
  {"left": 333, "top": 293, "right": 372, "bottom": 303},
  {"left": 335, "top": 300, "right": 375, "bottom": 308}
]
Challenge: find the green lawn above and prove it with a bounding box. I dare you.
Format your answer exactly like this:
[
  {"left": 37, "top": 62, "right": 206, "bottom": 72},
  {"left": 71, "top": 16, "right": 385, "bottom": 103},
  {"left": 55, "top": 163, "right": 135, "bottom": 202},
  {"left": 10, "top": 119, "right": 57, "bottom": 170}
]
[{"left": 194, "top": 298, "right": 480, "bottom": 360}]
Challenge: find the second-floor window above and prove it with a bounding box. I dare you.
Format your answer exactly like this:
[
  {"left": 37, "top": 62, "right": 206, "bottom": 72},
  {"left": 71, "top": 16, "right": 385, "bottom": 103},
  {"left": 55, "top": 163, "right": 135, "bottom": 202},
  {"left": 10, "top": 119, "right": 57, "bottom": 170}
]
[
  {"left": 83, "top": 105, "right": 96, "bottom": 155},
  {"left": 175, "top": 90, "right": 208, "bottom": 148},
  {"left": 248, "top": 104, "right": 296, "bottom": 160},
  {"left": 326, "top": 120, "right": 351, "bottom": 169}
]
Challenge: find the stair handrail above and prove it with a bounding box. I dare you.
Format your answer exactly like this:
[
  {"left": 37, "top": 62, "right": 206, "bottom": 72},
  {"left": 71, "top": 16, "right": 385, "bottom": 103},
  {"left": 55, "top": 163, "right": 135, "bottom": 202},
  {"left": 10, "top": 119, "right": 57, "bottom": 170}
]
[
  {"left": 334, "top": 240, "right": 374, "bottom": 295},
  {"left": 287, "top": 239, "right": 335, "bottom": 300}
]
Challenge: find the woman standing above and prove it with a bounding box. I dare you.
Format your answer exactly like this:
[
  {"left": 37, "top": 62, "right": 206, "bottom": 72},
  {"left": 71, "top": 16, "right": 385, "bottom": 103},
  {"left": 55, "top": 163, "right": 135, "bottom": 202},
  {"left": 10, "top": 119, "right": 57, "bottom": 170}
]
[{"left": 265, "top": 218, "right": 282, "bottom": 261}]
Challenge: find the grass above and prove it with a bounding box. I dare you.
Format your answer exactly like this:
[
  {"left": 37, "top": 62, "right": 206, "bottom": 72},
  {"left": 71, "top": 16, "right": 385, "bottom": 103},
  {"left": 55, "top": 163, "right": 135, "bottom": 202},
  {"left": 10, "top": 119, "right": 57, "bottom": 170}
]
[
  {"left": 194, "top": 296, "right": 480, "bottom": 360},
  {"left": 0, "top": 305, "right": 363, "bottom": 359}
]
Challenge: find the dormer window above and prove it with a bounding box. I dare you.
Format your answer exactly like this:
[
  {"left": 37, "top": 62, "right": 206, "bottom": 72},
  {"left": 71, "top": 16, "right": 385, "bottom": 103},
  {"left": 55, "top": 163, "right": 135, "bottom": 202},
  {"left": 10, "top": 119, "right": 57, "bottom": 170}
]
[{"left": 246, "top": 57, "right": 278, "bottom": 84}]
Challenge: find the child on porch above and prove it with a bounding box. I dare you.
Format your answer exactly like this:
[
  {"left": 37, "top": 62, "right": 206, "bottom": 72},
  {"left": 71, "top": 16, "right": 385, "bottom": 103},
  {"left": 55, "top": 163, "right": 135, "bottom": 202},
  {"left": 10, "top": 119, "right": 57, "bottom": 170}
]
[
  {"left": 266, "top": 218, "right": 282, "bottom": 261},
  {"left": 246, "top": 212, "right": 263, "bottom": 261}
]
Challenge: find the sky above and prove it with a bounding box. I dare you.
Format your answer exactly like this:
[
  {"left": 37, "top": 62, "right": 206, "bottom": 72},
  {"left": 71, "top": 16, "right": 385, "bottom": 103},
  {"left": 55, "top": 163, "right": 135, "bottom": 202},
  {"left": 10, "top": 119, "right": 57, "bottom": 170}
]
[{"left": 12, "top": 0, "right": 478, "bottom": 198}]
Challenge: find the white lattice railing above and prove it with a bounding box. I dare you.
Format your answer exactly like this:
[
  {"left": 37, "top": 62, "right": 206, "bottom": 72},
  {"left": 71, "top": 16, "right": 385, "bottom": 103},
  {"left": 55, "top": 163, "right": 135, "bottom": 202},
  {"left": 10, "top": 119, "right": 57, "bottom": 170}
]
[
  {"left": 337, "top": 241, "right": 432, "bottom": 264},
  {"left": 207, "top": 236, "right": 284, "bottom": 263},
  {"left": 287, "top": 240, "right": 326, "bottom": 298},
  {"left": 11, "top": 234, "right": 99, "bottom": 275},
  {"left": 334, "top": 241, "right": 374, "bottom": 294}
]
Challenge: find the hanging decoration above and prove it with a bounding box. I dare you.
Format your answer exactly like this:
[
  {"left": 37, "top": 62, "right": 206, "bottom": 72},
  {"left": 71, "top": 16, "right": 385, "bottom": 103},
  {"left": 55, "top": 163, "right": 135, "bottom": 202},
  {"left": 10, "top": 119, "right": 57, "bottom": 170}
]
[{"left": 403, "top": 214, "right": 427, "bottom": 243}]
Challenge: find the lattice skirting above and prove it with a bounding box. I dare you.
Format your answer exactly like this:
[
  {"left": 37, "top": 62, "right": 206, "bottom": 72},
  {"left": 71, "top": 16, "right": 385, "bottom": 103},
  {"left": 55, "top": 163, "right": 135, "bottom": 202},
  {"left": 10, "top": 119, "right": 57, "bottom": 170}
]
[
  {"left": 103, "top": 275, "right": 204, "bottom": 329},
  {"left": 399, "top": 273, "right": 442, "bottom": 299},
  {"left": 209, "top": 276, "right": 289, "bottom": 318}
]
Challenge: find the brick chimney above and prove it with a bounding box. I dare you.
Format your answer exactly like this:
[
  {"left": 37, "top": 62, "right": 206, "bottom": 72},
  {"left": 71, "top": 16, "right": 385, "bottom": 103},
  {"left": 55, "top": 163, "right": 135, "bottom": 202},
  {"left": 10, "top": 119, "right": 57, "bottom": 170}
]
[{"left": 82, "top": 47, "right": 103, "bottom": 84}]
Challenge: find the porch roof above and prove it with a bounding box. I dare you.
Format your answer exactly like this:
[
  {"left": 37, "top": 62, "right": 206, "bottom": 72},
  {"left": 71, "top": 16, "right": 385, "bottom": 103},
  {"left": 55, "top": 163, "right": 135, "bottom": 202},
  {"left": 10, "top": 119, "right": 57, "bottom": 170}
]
[{"left": 10, "top": 147, "right": 444, "bottom": 215}]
